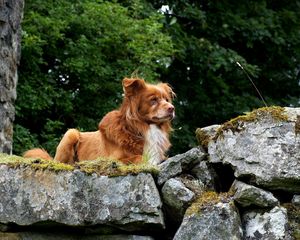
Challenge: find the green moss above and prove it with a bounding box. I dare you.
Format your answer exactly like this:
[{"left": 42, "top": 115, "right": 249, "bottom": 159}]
[
  {"left": 0, "top": 153, "right": 74, "bottom": 172},
  {"left": 77, "top": 158, "right": 159, "bottom": 177},
  {"left": 214, "top": 106, "right": 288, "bottom": 140},
  {"left": 195, "top": 128, "right": 210, "bottom": 150},
  {"left": 282, "top": 203, "right": 300, "bottom": 240},
  {"left": 185, "top": 191, "right": 234, "bottom": 216},
  {"left": 0, "top": 153, "right": 159, "bottom": 177}
]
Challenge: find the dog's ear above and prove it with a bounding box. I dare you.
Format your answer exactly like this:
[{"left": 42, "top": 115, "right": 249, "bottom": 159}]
[
  {"left": 123, "top": 78, "right": 146, "bottom": 97},
  {"left": 158, "top": 83, "right": 176, "bottom": 100}
]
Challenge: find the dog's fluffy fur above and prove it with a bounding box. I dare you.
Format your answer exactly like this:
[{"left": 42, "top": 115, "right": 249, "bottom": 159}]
[{"left": 24, "top": 78, "right": 175, "bottom": 165}]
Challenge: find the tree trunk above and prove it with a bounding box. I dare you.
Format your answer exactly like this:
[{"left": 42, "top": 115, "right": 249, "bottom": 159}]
[{"left": 0, "top": 0, "right": 24, "bottom": 153}]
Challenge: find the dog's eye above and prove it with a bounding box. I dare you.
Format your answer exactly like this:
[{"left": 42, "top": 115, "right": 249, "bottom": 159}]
[{"left": 150, "top": 97, "right": 158, "bottom": 105}]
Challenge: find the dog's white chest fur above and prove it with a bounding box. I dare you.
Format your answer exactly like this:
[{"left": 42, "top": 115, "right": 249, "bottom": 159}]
[{"left": 144, "top": 124, "right": 168, "bottom": 165}]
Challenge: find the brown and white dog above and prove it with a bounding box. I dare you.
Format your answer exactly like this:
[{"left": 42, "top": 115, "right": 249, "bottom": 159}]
[{"left": 24, "top": 78, "right": 175, "bottom": 165}]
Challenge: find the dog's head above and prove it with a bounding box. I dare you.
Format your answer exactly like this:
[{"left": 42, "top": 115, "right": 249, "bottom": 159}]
[{"left": 122, "top": 78, "right": 175, "bottom": 124}]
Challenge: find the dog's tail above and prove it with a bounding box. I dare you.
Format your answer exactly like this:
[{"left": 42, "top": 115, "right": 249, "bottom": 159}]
[{"left": 23, "top": 148, "right": 53, "bottom": 161}]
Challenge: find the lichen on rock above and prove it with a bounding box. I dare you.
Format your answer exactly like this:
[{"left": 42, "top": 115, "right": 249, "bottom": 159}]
[
  {"left": 231, "top": 180, "right": 279, "bottom": 208},
  {"left": 195, "top": 125, "right": 220, "bottom": 150},
  {"left": 157, "top": 147, "right": 206, "bottom": 186},
  {"left": 209, "top": 106, "right": 300, "bottom": 192},
  {"left": 213, "top": 106, "right": 288, "bottom": 140},
  {"left": 2, "top": 106, "right": 300, "bottom": 238},
  {"left": 242, "top": 206, "right": 291, "bottom": 240},
  {"left": 0, "top": 159, "right": 164, "bottom": 232},
  {"left": 161, "top": 178, "right": 196, "bottom": 224},
  {"left": 0, "top": 0, "right": 24, "bottom": 154},
  {"left": 174, "top": 191, "right": 242, "bottom": 240},
  {"left": 283, "top": 203, "right": 300, "bottom": 239}
]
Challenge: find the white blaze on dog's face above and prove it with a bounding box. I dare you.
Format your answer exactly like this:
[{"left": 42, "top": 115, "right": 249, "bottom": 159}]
[{"left": 123, "top": 78, "right": 175, "bottom": 124}]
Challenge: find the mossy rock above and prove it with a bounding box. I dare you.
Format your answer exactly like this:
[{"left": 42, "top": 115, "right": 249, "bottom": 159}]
[
  {"left": 214, "top": 106, "right": 288, "bottom": 140},
  {"left": 174, "top": 190, "right": 241, "bottom": 240},
  {"left": 185, "top": 191, "right": 234, "bottom": 216},
  {"left": 0, "top": 153, "right": 159, "bottom": 177},
  {"left": 77, "top": 158, "right": 159, "bottom": 177},
  {"left": 195, "top": 125, "right": 220, "bottom": 150},
  {"left": 0, "top": 153, "right": 74, "bottom": 172},
  {"left": 195, "top": 128, "right": 210, "bottom": 150}
]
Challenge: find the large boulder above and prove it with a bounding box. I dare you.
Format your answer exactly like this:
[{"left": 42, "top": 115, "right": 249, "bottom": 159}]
[
  {"left": 208, "top": 107, "right": 300, "bottom": 192},
  {"left": 0, "top": 163, "right": 164, "bottom": 232},
  {"left": 173, "top": 192, "right": 242, "bottom": 240}
]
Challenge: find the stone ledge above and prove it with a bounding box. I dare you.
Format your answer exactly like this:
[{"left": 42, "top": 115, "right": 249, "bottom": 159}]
[{"left": 0, "top": 163, "right": 164, "bottom": 233}]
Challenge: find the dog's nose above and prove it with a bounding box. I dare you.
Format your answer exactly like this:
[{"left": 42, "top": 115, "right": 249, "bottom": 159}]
[{"left": 168, "top": 106, "right": 175, "bottom": 113}]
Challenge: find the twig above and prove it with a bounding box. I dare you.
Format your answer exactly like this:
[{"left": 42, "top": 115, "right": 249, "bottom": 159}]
[{"left": 236, "top": 62, "right": 268, "bottom": 107}]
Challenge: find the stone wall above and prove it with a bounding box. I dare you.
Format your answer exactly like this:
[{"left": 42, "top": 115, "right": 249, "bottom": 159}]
[
  {"left": 0, "top": 106, "right": 300, "bottom": 239},
  {"left": 0, "top": 0, "right": 24, "bottom": 153}
]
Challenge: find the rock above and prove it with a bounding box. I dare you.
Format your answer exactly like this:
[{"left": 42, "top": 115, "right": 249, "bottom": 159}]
[
  {"left": 173, "top": 192, "right": 242, "bottom": 240},
  {"left": 292, "top": 195, "right": 300, "bottom": 206},
  {"left": 231, "top": 180, "right": 279, "bottom": 208},
  {"left": 0, "top": 233, "right": 154, "bottom": 240},
  {"left": 209, "top": 107, "right": 300, "bottom": 192},
  {"left": 0, "top": 164, "right": 164, "bottom": 232},
  {"left": 195, "top": 124, "right": 220, "bottom": 150},
  {"left": 242, "top": 206, "right": 291, "bottom": 240},
  {"left": 0, "top": 0, "right": 24, "bottom": 154},
  {"left": 190, "top": 161, "right": 217, "bottom": 190},
  {"left": 283, "top": 203, "right": 300, "bottom": 239},
  {"left": 157, "top": 147, "right": 206, "bottom": 186},
  {"left": 161, "top": 178, "right": 195, "bottom": 223}
]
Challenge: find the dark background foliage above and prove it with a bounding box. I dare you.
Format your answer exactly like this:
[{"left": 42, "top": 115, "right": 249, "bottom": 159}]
[{"left": 13, "top": 0, "right": 300, "bottom": 156}]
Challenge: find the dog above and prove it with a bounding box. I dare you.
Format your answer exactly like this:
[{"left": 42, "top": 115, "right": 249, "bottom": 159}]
[{"left": 23, "top": 78, "right": 175, "bottom": 165}]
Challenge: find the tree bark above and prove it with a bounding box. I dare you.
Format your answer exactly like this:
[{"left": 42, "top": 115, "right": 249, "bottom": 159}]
[{"left": 0, "top": 0, "right": 24, "bottom": 153}]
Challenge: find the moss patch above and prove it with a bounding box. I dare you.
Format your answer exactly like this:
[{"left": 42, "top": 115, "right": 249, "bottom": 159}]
[
  {"left": 195, "top": 128, "right": 210, "bottom": 150},
  {"left": 0, "top": 153, "right": 74, "bottom": 172},
  {"left": 214, "top": 106, "right": 288, "bottom": 140},
  {"left": 282, "top": 203, "right": 300, "bottom": 239},
  {"left": 0, "top": 153, "right": 159, "bottom": 177},
  {"left": 77, "top": 158, "right": 159, "bottom": 177},
  {"left": 185, "top": 191, "right": 234, "bottom": 216}
]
